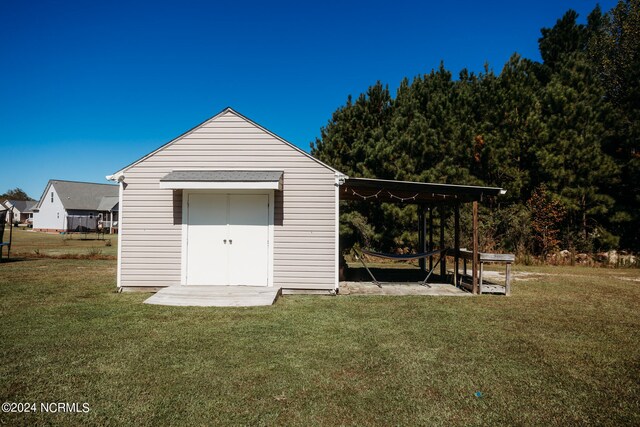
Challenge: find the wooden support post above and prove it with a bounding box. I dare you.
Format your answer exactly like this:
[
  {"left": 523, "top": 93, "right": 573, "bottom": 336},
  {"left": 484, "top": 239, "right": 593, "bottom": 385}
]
[
  {"left": 418, "top": 207, "right": 425, "bottom": 272},
  {"left": 505, "top": 263, "right": 511, "bottom": 296},
  {"left": 428, "top": 207, "right": 433, "bottom": 271},
  {"left": 454, "top": 205, "right": 459, "bottom": 286},
  {"left": 439, "top": 205, "right": 446, "bottom": 279},
  {"left": 8, "top": 208, "right": 13, "bottom": 259},
  {"left": 472, "top": 200, "right": 479, "bottom": 295}
]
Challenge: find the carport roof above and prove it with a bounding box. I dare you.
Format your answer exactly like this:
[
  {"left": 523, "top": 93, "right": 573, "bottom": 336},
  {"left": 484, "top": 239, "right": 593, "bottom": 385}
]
[{"left": 340, "top": 177, "right": 505, "bottom": 204}]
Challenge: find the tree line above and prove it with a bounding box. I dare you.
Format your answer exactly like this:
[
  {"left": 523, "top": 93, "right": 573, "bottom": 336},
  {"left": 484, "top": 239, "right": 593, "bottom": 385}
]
[
  {"left": 312, "top": 1, "right": 640, "bottom": 257},
  {"left": 0, "top": 188, "right": 33, "bottom": 201}
]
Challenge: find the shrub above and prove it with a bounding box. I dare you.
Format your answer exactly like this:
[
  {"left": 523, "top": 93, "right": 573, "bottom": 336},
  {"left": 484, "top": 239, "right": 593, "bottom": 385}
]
[{"left": 86, "top": 248, "right": 102, "bottom": 258}]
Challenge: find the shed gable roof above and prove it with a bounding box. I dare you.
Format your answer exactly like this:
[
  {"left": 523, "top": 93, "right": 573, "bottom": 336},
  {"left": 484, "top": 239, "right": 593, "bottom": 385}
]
[{"left": 110, "top": 107, "right": 341, "bottom": 176}]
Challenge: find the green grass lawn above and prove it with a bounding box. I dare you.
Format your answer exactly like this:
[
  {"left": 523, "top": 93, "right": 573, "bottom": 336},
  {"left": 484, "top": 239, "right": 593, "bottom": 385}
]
[
  {"left": 4, "top": 228, "right": 118, "bottom": 258},
  {"left": 0, "top": 257, "right": 638, "bottom": 426}
]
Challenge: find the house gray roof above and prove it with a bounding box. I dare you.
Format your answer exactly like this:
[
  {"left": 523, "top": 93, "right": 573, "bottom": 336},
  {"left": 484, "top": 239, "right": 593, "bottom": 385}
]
[
  {"left": 4, "top": 200, "right": 36, "bottom": 213},
  {"left": 36, "top": 180, "right": 119, "bottom": 211},
  {"left": 160, "top": 170, "right": 284, "bottom": 182},
  {"left": 97, "top": 196, "right": 119, "bottom": 211}
]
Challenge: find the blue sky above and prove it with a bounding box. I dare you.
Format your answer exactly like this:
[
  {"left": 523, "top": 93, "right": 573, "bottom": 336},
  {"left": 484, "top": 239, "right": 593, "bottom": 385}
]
[{"left": 1, "top": 0, "right": 617, "bottom": 199}]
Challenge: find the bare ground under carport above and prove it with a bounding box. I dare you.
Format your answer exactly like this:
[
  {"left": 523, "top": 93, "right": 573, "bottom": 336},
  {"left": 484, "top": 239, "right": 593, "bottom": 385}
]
[{"left": 339, "top": 281, "right": 470, "bottom": 296}]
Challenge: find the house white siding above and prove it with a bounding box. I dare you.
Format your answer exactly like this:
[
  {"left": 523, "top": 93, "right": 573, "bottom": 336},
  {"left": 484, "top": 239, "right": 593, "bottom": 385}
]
[
  {"left": 33, "top": 185, "right": 67, "bottom": 231},
  {"left": 119, "top": 109, "right": 337, "bottom": 290}
]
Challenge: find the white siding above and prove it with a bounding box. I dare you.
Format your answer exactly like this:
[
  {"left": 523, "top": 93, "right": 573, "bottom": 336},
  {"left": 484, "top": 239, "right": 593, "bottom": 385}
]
[
  {"left": 120, "top": 110, "right": 337, "bottom": 290},
  {"left": 33, "top": 184, "right": 66, "bottom": 230}
]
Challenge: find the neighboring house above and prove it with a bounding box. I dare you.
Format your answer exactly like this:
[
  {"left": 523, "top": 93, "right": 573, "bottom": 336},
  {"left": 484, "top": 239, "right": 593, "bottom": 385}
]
[
  {"left": 32, "top": 180, "right": 119, "bottom": 233},
  {"left": 2, "top": 200, "right": 36, "bottom": 224},
  {"left": 108, "top": 108, "right": 342, "bottom": 293}
]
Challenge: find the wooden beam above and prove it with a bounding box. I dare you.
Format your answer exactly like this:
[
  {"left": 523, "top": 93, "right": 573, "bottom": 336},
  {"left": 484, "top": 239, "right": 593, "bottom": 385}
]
[
  {"left": 454, "top": 203, "right": 460, "bottom": 287},
  {"left": 8, "top": 208, "right": 13, "bottom": 259},
  {"left": 472, "top": 201, "right": 479, "bottom": 295},
  {"left": 458, "top": 250, "right": 515, "bottom": 262},
  {"left": 439, "top": 205, "right": 446, "bottom": 278},
  {"left": 428, "top": 207, "right": 433, "bottom": 271},
  {"left": 418, "top": 207, "right": 425, "bottom": 272}
]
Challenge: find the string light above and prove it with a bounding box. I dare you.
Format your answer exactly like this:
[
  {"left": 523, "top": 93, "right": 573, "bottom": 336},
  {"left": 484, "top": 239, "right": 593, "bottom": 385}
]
[
  {"left": 349, "top": 188, "right": 420, "bottom": 202},
  {"left": 350, "top": 189, "right": 382, "bottom": 199},
  {"left": 346, "top": 187, "right": 459, "bottom": 202},
  {"left": 387, "top": 191, "right": 419, "bottom": 202}
]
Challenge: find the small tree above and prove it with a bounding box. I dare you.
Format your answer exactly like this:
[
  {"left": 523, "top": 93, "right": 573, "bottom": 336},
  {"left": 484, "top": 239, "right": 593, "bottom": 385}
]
[
  {"left": 528, "top": 184, "right": 566, "bottom": 256},
  {"left": 1, "top": 188, "right": 33, "bottom": 201}
]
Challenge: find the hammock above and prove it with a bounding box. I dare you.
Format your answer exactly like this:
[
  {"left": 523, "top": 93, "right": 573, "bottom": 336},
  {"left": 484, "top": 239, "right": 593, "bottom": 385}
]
[
  {"left": 360, "top": 248, "right": 444, "bottom": 261},
  {"left": 354, "top": 247, "right": 448, "bottom": 288}
]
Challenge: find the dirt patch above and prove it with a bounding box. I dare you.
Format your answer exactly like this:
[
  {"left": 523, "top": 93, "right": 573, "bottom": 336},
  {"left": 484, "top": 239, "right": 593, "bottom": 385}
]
[
  {"left": 482, "top": 270, "right": 549, "bottom": 282},
  {"left": 340, "top": 281, "right": 471, "bottom": 296},
  {"left": 12, "top": 252, "right": 116, "bottom": 260},
  {"left": 618, "top": 276, "right": 640, "bottom": 283}
]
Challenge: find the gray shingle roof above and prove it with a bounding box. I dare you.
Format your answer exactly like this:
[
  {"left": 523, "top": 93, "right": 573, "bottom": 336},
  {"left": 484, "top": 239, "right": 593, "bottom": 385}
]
[
  {"left": 160, "top": 170, "right": 283, "bottom": 182},
  {"left": 97, "top": 196, "right": 119, "bottom": 211},
  {"left": 47, "top": 180, "right": 119, "bottom": 211},
  {"left": 5, "top": 200, "right": 36, "bottom": 213}
]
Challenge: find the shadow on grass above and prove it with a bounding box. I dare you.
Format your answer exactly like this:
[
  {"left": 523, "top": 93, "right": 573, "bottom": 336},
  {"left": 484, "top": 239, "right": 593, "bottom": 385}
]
[
  {"left": 0, "top": 257, "right": 36, "bottom": 264},
  {"left": 7, "top": 253, "right": 116, "bottom": 261}
]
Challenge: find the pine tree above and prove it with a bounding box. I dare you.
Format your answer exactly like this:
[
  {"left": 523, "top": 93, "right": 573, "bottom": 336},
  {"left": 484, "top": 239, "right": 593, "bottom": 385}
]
[
  {"left": 312, "top": 2, "right": 632, "bottom": 254},
  {"left": 535, "top": 51, "right": 617, "bottom": 250},
  {"left": 528, "top": 184, "right": 566, "bottom": 255},
  {"left": 589, "top": 0, "right": 640, "bottom": 250}
]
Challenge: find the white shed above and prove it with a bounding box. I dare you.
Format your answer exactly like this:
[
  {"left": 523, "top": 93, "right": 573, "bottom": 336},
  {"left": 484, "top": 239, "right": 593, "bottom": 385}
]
[{"left": 108, "top": 108, "right": 344, "bottom": 294}]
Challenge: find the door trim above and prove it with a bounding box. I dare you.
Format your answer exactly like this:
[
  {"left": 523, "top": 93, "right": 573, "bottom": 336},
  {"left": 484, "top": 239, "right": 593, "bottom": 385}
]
[{"left": 181, "top": 189, "right": 274, "bottom": 287}]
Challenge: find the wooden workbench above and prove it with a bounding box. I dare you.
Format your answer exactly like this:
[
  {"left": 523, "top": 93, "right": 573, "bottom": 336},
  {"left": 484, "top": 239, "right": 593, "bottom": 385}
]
[{"left": 458, "top": 249, "right": 515, "bottom": 295}]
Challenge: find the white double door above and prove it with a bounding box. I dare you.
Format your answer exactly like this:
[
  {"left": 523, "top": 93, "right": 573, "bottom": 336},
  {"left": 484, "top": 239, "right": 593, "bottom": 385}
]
[{"left": 186, "top": 193, "right": 269, "bottom": 286}]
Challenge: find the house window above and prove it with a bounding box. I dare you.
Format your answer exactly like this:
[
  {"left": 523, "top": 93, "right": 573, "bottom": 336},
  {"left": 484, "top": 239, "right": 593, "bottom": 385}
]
[{"left": 51, "top": 192, "right": 54, "bottom": 203}]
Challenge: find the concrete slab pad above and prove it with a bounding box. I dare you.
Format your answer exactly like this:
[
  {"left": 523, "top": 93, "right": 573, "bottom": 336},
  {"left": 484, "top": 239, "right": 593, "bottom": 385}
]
[
  {"left": 339, "top": 281, "right": 471, "bottom": 296},
  {"left": 144, "top": 285, "right": 281, "bottom": 307}
]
